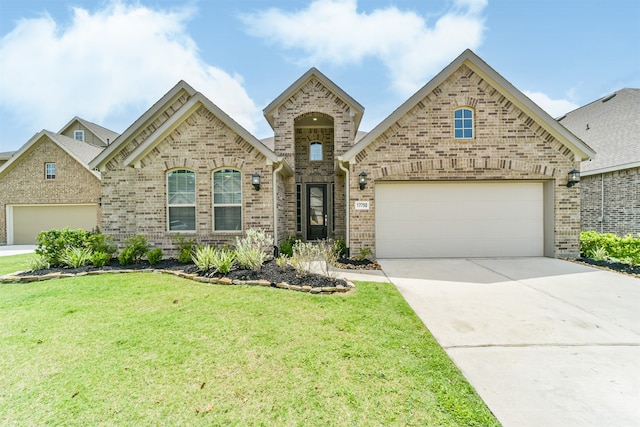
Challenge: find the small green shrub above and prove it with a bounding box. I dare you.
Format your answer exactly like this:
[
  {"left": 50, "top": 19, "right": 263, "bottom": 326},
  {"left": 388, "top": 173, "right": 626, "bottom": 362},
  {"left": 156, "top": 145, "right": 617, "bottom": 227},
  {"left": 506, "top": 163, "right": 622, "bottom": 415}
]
[
  {"left": 118, "top": 235, "right": 149, "bottom": 265},
  {"left": 211, "top": 247, "right": 236, "bottom": 274},
  {"left": 356, "top": 247, "right": 373, "bottom": 261},
  {"left": 60, "top": 247, "right": 93, "bottom": 268},
  {"left": 193, "top": 245, "right": 216, "bottom": 272},
  {"left": 290, "top": 241, "right": 320, "bottom": 274},
  {"left": 279, "top": 235, "right": 300, "bottom": 257},
  {"left": 28, "top": 255, "right": 50, "bottom": 271},
  {"left": 174, "top": 235, "right": 196, "bottom": 264},
  {"left": 91, "top": 251, "right": 111, "bottom": 268},
  {"left": 87, "top": 233, "right": 117, "bottom": 256},
  {"left": 590, "top": 246, "right": 609, "bottom": 261},
  {"left": 333, "top": 238, "right": 347, "bottom": 258},
  {"left": 36, "top": 228, "right": 91, "bottom": 266},
  {"left": 146, "top": 248, "right": 163, "bottom": 265},
  {"left": 193, "top": 246, "right": 236, "bottom": 273}
]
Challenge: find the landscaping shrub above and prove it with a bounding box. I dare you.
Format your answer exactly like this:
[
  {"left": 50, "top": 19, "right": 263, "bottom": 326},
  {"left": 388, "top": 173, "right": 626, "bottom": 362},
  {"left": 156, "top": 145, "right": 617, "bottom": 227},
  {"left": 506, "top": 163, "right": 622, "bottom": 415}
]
[
  {"left": 146, "top": 248, "right": 163, "bottom": 265},
  {"left": 87, "top": 233, "right": 117, "bottom": 257},
  {"left": 28, "top": 255, "right": 50, "bottom": 271},
  {"left": 174, "top": 235, "right": 196, "bottom": 264},
  {"left": 333, "top": 238, "right": 347, "bottom": 258},
  {"left": 91, "top": 252, "right": 111, "bottom": 268},
  {"left": 118, "top": 235, "right": 149, "bottom": 265},
  {"left": 36, "top": 228, "right": 91, "bottom": 266},
  {"left": 580, "top": 231, "right": 640, "bottom": 265},
  {"left": 60, "top": 247, "right": 93, "bottom": 268},
  {"left": 279, "top": 235, "right": 300, "bottom": 257},
  {"left": 290, "top": 241, "right": 320, "bottom": 274},
  {"left": 235, "top": 229, "right": 273, "bottom": 271},
  {"left": 356, "top": 247, "right": 373, "bottom": 261},
  {"left": 193, "top": 246, "right": 236, "bottom": 273}
]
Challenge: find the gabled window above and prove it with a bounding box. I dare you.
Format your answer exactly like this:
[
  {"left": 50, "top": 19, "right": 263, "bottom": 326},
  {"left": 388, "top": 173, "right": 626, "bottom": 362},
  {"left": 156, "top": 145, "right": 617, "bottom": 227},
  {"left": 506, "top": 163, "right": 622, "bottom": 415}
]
[
  {"left": 167, "top": 169, "right": 196, "bottom": 231},
  {"left": 213, "top": 169, "right": 242, "bottom": 231},
  {"left": 45, "top": 162, "right": 56, "bottom": 180},
  {"left": 310, "top": 141, "right": 323, "bottom": 161},
  {"left": 74, "top": 130, "right": 85, "bottom": 142},
  {"left": 454, "top": 108, "right": 473, "bottom": 139}
]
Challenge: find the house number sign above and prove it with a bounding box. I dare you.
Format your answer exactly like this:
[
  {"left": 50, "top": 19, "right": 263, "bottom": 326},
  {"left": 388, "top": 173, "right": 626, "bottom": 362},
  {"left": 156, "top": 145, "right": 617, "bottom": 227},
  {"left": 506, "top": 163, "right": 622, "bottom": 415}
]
[{"left": 355, "top": 201, "right": 370, "bottom": 210}]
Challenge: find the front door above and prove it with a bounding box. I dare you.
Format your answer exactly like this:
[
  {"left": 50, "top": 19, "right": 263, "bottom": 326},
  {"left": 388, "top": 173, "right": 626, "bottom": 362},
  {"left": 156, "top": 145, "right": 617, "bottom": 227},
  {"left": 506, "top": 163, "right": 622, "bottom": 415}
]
[{"left": 307, "top": 184, "right": 327, "bottom": 240}]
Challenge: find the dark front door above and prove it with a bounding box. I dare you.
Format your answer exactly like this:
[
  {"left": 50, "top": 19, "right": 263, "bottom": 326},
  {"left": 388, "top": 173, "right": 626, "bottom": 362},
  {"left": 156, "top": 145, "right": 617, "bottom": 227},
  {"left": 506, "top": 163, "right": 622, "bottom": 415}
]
[{"left": 307, "top": 184, "right": 327, "bottom": 240}]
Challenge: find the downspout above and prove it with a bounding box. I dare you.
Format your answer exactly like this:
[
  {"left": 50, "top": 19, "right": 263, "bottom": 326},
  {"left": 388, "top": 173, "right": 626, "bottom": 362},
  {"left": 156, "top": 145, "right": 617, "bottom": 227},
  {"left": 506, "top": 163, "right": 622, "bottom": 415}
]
[
  {"left": 338, "top": 159, "right": 350, "bottom": 254},
  {"left": 272, "top": 161, "right": 285, "bottom": 257},
  {"left": 600, "top": 173, "right": 604, "bottom": 233}
]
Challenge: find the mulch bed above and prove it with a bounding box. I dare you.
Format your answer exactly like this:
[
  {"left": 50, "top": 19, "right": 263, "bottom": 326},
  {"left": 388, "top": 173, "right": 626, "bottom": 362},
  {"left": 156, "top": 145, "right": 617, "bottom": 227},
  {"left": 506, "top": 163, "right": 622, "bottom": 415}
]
[
  {"left": 15, "top": 257, "right": 382, "bottom": 288},
  {"left": 571, "top": 257, "right": 640, "bottom": 278}
]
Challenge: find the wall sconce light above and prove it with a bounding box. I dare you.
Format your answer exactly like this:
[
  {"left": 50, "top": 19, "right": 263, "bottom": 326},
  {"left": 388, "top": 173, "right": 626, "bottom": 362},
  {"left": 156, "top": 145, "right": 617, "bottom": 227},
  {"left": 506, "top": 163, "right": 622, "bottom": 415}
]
[
  {"left": 566, "top": 169, "right": 580, "bottom": 187},
  {"left": 359, "top": 172, "right": 367, "bottom": 190},
  {"left": 252, "top": 173, "right": 261, "bottom": 190}
]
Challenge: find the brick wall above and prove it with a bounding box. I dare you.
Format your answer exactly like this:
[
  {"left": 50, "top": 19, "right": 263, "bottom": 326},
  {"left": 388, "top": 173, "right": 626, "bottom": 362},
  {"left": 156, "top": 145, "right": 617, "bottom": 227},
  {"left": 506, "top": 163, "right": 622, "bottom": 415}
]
[
  {"left": 347, "top": 65, "right": 581, "bottom": 257},
  {"left": 100, "top": 106, "right": 274, "bottom": 253},
  {"left": 0, "top": 137, "right": 101, "bottom": 244},
  {"left": 581, "top": 167, "right": 640, "bottom": 235}
]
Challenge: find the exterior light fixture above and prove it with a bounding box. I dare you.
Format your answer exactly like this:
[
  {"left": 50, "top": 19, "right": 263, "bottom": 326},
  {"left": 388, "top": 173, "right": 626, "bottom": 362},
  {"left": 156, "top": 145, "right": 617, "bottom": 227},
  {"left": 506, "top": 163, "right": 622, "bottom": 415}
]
[
  {"left": 567, "top": 169, "right": 580, "bottom": 187},
  {"left": 359, "top": 172, "right": 367, "bottom": 190},
  {"left": 252, "top": 173, "right": 261, "bottom": 190}
]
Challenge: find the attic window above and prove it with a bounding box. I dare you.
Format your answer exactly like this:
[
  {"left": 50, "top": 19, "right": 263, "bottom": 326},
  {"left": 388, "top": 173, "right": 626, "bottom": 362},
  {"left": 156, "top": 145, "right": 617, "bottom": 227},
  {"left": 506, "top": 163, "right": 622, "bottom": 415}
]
[
  {"left": 45, "top": 162, "right": 56, "bottom": 180},
  {"left": 454, "top": 108, "right": 473, "bottom": 139},
  {"left": 74, "top": 130, "right": 85, "bottom": 142}
]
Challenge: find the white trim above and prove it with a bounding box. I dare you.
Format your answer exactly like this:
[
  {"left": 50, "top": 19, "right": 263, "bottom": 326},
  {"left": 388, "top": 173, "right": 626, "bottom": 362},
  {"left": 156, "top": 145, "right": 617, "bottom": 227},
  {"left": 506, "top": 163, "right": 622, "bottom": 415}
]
[
  {"left": 581, "top": 161, "right": 640, "bottom": 176},
  {"left": 74, "top": 130, "right": 85, "bottom": 142},
  {"left": 6, "top": 205, "right": 13, "bottom": 245},
  {"left": 212, "top": 168, "right": 243, "bottom": 232},
  {"left": 166, "top": 169, "right": 197, "bottom": 232}
]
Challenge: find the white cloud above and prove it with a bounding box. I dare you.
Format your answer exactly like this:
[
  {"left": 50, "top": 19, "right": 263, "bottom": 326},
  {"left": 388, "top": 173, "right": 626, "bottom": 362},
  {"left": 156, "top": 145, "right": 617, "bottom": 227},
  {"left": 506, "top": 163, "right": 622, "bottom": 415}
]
[
  {"left": 241, "top": 0, "right": 487, "bottom": 95},
  {"left": 523, "top": 91, "right": 579, "bottom": 118},
  {"left": 0, "top": 1, "right": 261, "bottom": 139}
]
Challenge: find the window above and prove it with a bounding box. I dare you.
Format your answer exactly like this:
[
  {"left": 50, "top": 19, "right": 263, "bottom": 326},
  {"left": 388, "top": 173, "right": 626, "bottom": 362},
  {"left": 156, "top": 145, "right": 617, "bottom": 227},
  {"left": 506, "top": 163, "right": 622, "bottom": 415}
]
[
  {"left": 45, "top": 162, "right": 56, "bottom": 180},
  {"left": 454, "top": 108, "right": 473, "bottom": 139},
  {"left": 167, "top": 169, "right": 196, "bottom": 231},
  {"left": 74, "top": 130, "right": 84, "bottom": 142},
  {"left": 310, "top": 141, "right": 323, "bottom": 161},
  {"left": 213, "top": 169, "right": 242, "bottom": 231}
]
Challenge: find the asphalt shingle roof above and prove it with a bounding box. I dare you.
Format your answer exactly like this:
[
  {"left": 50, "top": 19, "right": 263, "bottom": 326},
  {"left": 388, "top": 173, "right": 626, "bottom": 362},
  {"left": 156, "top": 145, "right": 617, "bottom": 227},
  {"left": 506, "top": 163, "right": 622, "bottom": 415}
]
[{"left": 559, "top": 88, "right": 640, "bottom": 174}]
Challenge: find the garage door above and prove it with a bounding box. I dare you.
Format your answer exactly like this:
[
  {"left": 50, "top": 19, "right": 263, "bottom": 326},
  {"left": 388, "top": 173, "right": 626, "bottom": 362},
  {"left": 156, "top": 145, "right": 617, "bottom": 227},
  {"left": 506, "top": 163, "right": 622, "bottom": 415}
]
[
  {"left": 375, "top": 182, "right": 544, "bottom": 258},
  {"left": 9, "top": 205, "right": 98, "bottom": 245}
]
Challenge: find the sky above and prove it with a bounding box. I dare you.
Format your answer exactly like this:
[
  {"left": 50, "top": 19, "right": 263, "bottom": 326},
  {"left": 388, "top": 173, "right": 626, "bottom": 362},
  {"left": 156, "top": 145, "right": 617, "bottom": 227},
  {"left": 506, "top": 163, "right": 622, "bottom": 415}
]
[{"left": 0, "top": 0, "right": 638, "bottom": 152}]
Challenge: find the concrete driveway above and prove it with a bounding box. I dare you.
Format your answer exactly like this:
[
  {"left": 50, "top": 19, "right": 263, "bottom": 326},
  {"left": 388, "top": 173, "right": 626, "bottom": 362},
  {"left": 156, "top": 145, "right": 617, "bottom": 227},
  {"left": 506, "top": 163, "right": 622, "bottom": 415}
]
[{"left": 379, "top": 257, "right": 640, "bottom": 427}]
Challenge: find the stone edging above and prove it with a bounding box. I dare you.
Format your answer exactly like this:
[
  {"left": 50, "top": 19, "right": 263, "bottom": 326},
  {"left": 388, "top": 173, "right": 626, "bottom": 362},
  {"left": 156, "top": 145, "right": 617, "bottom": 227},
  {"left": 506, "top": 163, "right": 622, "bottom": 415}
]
[{"left": 0, "top": 269, "right": 356, "bottom": 294}]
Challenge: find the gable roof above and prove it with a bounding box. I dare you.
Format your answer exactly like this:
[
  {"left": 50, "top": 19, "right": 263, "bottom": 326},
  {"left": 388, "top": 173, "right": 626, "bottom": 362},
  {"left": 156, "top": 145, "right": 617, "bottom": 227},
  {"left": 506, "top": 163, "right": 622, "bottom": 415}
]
[
  {"left": 89, "top": 80, "right": 198, "bottom": 170},
  {"left": 558, "top": 88, "right": 640, "bottom": 175},
  {"left": 340, "top": 49, "right": 596, "bottom": 163},
  {"left": 263, "top": 67, "right": 364, "bottom": 135},
  {"left": 0, "top": 130, "right": 103, "bottom": 179},
  {"left": 91, "top": 80, "right": 292, "bottom": 175},
  {"left": 59, "top": 116, "right": 120, "bottom": 146}
]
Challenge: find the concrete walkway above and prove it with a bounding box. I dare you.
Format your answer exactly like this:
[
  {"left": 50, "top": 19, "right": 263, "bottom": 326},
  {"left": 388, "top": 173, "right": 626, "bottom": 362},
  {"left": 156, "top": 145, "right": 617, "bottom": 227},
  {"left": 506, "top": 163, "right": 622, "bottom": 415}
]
[
  {"left": 0, "top": 245, "right": 36, "bottom": 257},
  {"left": 378, "top": 257, "right": 640, "bottom": 427}
]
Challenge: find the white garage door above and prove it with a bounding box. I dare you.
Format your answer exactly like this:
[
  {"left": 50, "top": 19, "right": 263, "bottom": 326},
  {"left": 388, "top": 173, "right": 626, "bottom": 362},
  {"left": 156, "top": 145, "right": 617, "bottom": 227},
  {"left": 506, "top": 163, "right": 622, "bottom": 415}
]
[
  {"left": 9, "top": 205, "right": 98, "bottom": 245},
  {"left": 375, "top": 182, "right": 544, "bottom": 258}
]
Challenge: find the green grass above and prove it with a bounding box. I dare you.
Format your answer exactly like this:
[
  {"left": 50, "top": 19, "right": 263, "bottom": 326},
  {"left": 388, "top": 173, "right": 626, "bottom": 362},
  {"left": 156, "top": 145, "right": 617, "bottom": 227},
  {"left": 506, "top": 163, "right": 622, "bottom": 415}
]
[
  {"left": 0, "top": 263, "right": 499, "bottom": 426},
  {"left": 0, "top": 253, "right": 32, "bottom": 276}
]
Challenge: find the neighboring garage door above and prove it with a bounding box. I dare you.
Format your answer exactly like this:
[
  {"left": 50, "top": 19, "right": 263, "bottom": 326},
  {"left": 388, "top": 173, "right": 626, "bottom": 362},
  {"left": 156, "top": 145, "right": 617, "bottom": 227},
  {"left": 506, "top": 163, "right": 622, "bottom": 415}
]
[
  {"left": 375, "top": 182, "right": 544, "bottom": 258},
  {"left": 10, "top": 205, "right": 98, "bottom": 245}
]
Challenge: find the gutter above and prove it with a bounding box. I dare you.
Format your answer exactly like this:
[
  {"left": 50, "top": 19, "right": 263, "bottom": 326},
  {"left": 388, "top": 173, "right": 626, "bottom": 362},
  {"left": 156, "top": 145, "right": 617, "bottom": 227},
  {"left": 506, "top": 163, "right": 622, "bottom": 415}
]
[{"left": 338, "top": 159, "right": 350, "bottom": 252}]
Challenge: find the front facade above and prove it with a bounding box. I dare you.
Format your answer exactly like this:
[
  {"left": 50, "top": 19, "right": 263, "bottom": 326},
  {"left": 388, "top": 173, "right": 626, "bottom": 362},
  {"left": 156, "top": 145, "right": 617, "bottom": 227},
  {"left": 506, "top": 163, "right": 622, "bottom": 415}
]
[
  {"left": 91, "top": 50, "right": 594, "bottom": 258},
  {"left": 558, "top": 88, "right": 639, "bottom": 236}
]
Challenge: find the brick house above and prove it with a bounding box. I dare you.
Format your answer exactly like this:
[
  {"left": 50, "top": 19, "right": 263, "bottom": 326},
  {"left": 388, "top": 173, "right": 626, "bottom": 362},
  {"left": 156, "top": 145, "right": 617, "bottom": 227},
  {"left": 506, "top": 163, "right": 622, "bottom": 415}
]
[
  {"left": 0, "top": 118, "right": 117, "bottom": 244},
  {"left": 558, "top": 88, "right": 639, "bottom": 236},
  {"left": 90, "top": 49, "right": 594, "bottom": 258}
]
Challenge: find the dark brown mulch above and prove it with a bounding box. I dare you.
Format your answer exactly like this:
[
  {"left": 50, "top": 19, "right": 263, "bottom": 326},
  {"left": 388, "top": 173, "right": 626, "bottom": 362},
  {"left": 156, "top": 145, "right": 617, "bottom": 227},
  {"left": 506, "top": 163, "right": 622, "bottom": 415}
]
[
  {"left": 335, "top": 257, "right": 382, "bottom": 270},
  {"left": 18, "top": 258, "right": 348, "bottom": 288},
  {"left": 574, "top": 257, "right": 640, "bottom": 277}
]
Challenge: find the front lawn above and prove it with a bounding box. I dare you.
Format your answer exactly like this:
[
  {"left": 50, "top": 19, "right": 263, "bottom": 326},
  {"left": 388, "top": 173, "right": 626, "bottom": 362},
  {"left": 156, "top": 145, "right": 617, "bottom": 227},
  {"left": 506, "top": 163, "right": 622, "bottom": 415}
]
[{"left": 0, "top": 262, "right": 498, "bottom": 426}]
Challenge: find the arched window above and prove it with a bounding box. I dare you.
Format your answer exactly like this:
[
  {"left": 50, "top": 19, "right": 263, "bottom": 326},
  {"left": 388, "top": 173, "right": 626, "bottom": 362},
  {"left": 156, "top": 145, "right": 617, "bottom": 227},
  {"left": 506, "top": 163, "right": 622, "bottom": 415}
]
[
  {"left": 310, "top": 141, "right": 323, "bottom": 161},
  {"left": 454, "top": 108, "right": 473, "bottom": 139},
  {"left": 167, "top": 169, "right": 196, "bottom": 231},
  {"left": 213, "top": 169, "right": 242, "bottom": 231}
]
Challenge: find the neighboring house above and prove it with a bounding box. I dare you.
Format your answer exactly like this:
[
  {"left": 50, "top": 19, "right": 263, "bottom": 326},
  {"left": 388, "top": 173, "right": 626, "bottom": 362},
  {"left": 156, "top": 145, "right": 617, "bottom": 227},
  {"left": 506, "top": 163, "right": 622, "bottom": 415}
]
[
  {"left": 90, "top": 49, "right": 594, "bottom": 258},
  {"left": 0, "top": 118, "right": 117, "bottom": 244},
  {"left": 558, "top": 89, "right": 640, "bottom": 236}
]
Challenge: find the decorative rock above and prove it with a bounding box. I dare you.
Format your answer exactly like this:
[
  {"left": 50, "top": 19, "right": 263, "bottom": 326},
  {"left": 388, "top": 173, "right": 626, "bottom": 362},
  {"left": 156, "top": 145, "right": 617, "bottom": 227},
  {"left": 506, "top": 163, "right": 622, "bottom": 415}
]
[
  {"left": 288, "top": 285, "right": 302, "bottom": 292},
  {"left": 309, "top": 287, "right": 322, "bottom": 294},
  {"left": 275, "top": 282, "right": 289, "bottom": 289},
  {"left": 256, "top": 280, "right": 271, "bottom": 287},
  {"left": 218, "top": 277, "right": 232, "bottom": 285},
  {"left": 321, "top": 287, "right": 338, "bottom": 293},
  {"left": 302, "top": 285, "right": 312, "bottom": 292}
]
